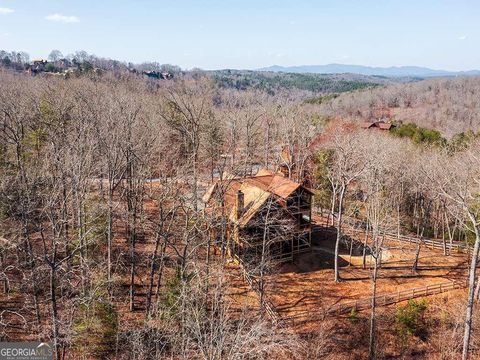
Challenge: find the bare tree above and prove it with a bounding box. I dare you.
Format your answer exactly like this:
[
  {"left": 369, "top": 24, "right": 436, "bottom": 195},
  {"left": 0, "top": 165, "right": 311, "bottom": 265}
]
[
  {"left": 48, "top": 50, "right": 63, "bottom": 62},
  {"left": 431, "top": 142, "right": 480, "bottom": 360},
  {"left": 324, "top": 128, "right": 369, "bottom": 282}
]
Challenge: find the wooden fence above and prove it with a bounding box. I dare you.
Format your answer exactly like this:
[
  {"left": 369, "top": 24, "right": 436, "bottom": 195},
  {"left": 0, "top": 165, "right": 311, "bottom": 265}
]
[
  {"left": 236, "top": 210, "right": 468, "bottom": 325},
  {"left": 0, "top": 299, "right": 21, "bottom": 311},
  {"left": 319, "top": 222, "right": 467, "bottom": 253},
  {"left": 316, "top": 210, "right": 468, "bottom": 252},
  {"left": 240, "top": 266, "right": 282, "bottom": 325},
  {"left": 383, "top": 232, "right": 467, "bottom": 252},
  {"left": 326, "top": 281, "right": 466, "bottom": 316}
]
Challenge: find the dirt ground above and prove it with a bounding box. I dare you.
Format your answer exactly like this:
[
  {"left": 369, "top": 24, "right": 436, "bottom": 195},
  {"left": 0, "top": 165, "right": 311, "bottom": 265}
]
[
  {"left": 264, "top": 226, "right": 468, "bottom": 330},
  {"left": 0, "top": 186, "right": 470, "bottom": 357}
]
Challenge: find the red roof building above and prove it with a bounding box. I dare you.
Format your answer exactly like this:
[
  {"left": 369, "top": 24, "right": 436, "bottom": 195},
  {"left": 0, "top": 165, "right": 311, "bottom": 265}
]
[{"left": 203, "top": 170, "right": 313, "bottom": 264}]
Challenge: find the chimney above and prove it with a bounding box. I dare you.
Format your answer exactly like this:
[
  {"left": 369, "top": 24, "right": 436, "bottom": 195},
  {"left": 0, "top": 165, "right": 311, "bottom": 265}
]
[{"left": 235, "top": 190, "right": 244, "bottom": 220}]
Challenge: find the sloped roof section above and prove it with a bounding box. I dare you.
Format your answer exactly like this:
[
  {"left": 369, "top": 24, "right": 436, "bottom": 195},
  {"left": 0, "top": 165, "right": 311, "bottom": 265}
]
[
  {"left": 255, "top": 168, "right": 274, "bottom": 177},
  {"left": 377, "top": 122, "right": 394, "bottom": 130},
  {"left": 229, "top": 183, "right": 271, "bottom": 226},
  {"left": 361, "top": 122, "right": 376, "bottom": 129},
  {"left": 204, "top": 169, "right": 310, "bottom": 228},
  {"left": 202, "top": 182, "right": 217, "bottom": 203},
  {"left": 267, "top": 175, "right": 301, "bottom": 198}
]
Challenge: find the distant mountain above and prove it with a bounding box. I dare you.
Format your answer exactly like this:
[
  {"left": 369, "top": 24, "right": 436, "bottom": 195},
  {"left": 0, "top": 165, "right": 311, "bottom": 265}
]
[{"left": 258, "top": 64, "right": 480, "bottom": 78}]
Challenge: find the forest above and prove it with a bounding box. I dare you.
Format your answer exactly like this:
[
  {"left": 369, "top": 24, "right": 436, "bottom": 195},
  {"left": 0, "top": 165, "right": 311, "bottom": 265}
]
[{"left": 1, "top": 61, "right": 480, "bottom": 360}]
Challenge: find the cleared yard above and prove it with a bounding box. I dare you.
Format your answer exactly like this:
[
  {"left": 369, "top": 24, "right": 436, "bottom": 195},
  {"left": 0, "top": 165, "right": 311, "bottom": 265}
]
[{"left": 263, "top": 227, "right": 467, "bottom": 329}]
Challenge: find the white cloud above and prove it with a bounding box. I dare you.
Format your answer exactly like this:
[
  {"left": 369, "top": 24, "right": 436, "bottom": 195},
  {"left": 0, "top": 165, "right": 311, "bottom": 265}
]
[
  {"left": 45, "top": 14, "right": 80, "bottom": 24},
  {"left": 458, "top": 35, "right": 467, "bottom": 40},
  {"left": 0, "top": 7, "right": 14, "bottom": 14}
]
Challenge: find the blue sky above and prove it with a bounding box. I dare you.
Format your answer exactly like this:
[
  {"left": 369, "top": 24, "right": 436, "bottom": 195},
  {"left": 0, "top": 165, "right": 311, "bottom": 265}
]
[{"left": 0, "top": 0, "right": 478, "bottom": 70}]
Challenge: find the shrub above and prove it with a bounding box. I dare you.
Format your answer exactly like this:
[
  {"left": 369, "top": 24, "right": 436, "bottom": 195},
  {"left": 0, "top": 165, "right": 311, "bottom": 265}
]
[
  {"left": 395, "top": 299, "right": 427, "bottom": 337},
  {"left": 44, "top": 63, "right": 57, "bottom": 72},
  {"left": 313, "top": 149, "right": 335, "bottom": 210},
  {"left": 73, "top": 295, "right": 118, "bottom": 358},
  {"left": 162, "top": 267, "right": 194, "bottom": 316},
  {"left": 303, "top": 94, "right": 339, "bottom": 105},
  {"left": 390, "top": 122, "right": 446, "bottom": 146},
  {"left": 348, "top": 306, "right": 358, "bottom": 323}
]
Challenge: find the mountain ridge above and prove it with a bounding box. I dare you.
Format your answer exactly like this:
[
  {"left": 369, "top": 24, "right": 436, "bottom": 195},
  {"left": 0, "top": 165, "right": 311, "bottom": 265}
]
[{"left": 258, "top": 64, "right": 480, "bottom": 77}]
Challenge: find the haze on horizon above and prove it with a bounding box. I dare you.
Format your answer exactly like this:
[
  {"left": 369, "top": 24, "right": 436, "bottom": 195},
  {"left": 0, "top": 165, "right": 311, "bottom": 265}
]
[{"left": 0, "top": 0, "right": 478, "bottom": 71}]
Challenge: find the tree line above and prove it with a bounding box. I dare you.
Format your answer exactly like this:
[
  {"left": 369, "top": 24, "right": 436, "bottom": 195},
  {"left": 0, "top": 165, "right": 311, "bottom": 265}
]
[{"left": 0, "top": 66, "right": 479, "bottom": 359}]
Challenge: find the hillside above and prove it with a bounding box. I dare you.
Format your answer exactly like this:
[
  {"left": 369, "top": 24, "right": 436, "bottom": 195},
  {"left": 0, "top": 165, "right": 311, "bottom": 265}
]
[
  {"left": 1, "top": 66, "right": 480, "bottom": 360},
  {"left": 314, "top": 76, "right": 480, "bottom": 137},
  {"left": 210, "top": 69, "right": 413, "bottom": 95}
]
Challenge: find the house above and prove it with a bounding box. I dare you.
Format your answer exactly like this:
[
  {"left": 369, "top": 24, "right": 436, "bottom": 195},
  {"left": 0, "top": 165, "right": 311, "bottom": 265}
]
[
  {"left": 203, "top": 170, "right": 313, "bottom": 265},
  {"left": 360, "top": 121, "right": 395, "bottom": 130},
  {"left": 142, "top": 71, "right": 174, "bottom": 80},
  {"left": 28, "top": 59, "right": 48, "bottom": 75},
  {"left": 55, "top": 58, "right": 72, "bottom": 70}
]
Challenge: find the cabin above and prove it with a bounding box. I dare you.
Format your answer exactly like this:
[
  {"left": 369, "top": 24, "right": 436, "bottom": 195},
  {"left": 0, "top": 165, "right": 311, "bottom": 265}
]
[
  {"left": 203, "top": 170, "right": 313, "bottom": 265},
  {"left": 361, "top": 121, "right": 395, "bottom": 130}
]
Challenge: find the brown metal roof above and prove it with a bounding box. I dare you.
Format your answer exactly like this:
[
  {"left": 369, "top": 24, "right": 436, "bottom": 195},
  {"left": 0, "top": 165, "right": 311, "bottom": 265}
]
[
  {"left": 204, "top": 169, "right": 309, "bottom": 227},
  {"left": 229, "top": 183, "right": 271, "bottom": 226},
  {"left": 202, "top": 182, "right": 217, "bottom": 203},
  {"left": 267, "top": 175, "right": 301, "bottom": 198},
  {"left": 361, "top": 121, "right": 394, "bottom": 130},
  {"left": 377, "top": 122, "right": 394, "bottom": 130},
  {"left": 255, "top": 168, "right": 274, "bottom": 176},
  {"left": 361, "top": 122, "right": 376, "bottom": 129}
]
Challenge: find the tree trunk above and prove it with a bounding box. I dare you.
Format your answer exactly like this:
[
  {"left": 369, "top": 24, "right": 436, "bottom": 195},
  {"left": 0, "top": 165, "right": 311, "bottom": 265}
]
[
  {"left": 442, "top": 209, "right": 447, "bottom": 255},
  {"left": 259, "top": 199, "right": 273, "bottom": 314},
  {"left": 330, "top": 187, "right": 337, "bottom": 227},
  {"left": 126, "top": 151, "right": 137, "bottom": 312},
  {"left": 413, "top": 223, "right": 426, "bottom": 272},
  {"left": 412, "top": 240, "right": 422, "bottom": 273},
  {"left": 334, "top": 185, "right": 346, "bottom": 282},
  {"left": 363, "top": 211, "right": 370, "bottom": 270},
  {"left": 107, "top": 185, "right": 114, "bottom": 287},
  {"left": 349, "top": 237, "right": 354, "bottom": 266},
  {"left": 446, "top": 213, "right": 454, "bottom": 255},
  {"left": 146, "top": 231, "right": 162, "bottom": 319},
  {"left": 462, "top": 223, "right": 480, "bottom": 360},
  {"left": 154, "top": 238, "right": 169, "bottom": 310},
  {"left": 368, "top": 254, "right": 379, "bottom": 360},
  {"left": 50, "top": 249, "right": 60, "bottom": 360}
]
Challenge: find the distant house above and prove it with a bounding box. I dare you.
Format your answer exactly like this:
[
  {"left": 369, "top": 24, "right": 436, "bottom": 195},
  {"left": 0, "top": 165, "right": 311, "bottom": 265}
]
[
  {"left": 142, "top": 71, "right": 174, "bottom": 80},
  {"left": 361, "top": 121, "right": 395, "bottom": 130},
  {"left": 203, "top": 170, "right": 313, "bottom": 264},
  {"left": 28, "top": 59, "right": 49, "bottom": 75},
  {"left": 161, "top": 72, "right": 173, "bottom": 79},
  {"left": 55, "top": 58, "right": 72, "bottom": 70},
  {"left": 32, "top": 59, "right": 48, "bottom": 66}
]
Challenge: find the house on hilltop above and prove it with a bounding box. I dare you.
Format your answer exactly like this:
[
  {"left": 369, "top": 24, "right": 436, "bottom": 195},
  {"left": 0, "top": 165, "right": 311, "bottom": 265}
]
[
  {"left": 28, "top": 59, "right": 48, "bottom": 75},
  {"left": 203, "top": 170, "right": 313, "bottom": 265}
]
